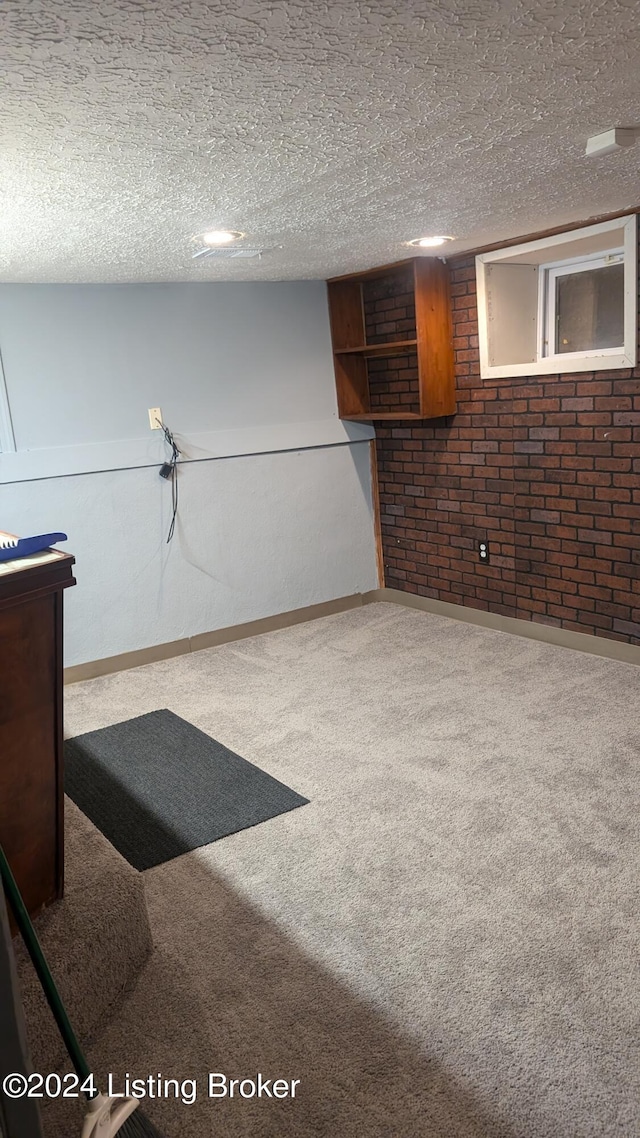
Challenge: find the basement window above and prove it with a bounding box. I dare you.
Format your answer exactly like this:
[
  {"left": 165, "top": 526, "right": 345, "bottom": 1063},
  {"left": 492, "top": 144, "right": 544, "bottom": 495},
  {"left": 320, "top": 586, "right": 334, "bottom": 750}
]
[
  {"left": 542, "top": 251, "right": 624, "bottom": 359},
  {"left": 476, "top": 215, "right": 637, "bottom": 379}
]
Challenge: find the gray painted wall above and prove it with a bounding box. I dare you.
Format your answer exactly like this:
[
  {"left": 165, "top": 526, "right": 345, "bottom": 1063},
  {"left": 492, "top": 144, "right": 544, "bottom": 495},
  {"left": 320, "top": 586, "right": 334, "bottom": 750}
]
[
  {"left": 0, "top": 282, "right": 377, "bottom": 665},
  {"left": 0, "top": 282, "right": 340, "bottom": 450}
]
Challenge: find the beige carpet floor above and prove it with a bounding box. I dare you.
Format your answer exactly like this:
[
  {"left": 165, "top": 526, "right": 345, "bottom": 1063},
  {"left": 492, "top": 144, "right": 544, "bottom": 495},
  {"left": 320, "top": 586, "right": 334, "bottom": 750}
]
[{"left": 44, "top": 602, "right": 640, "bottom": 1137}]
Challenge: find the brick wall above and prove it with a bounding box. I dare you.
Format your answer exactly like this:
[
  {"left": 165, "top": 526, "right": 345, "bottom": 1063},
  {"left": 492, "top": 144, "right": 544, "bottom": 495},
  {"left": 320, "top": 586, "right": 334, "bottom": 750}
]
[
  {"left": 363, "top": 268, "right": 421, "bottom": 415},
  {"left": 375, "top": 236, "right": 640, "bottom": 645}
]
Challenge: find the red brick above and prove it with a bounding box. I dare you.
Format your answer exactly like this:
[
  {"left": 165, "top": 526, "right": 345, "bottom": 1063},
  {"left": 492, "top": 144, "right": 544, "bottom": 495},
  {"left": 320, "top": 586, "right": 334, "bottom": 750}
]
[{"left": 562, "top": 397, "right": 594, "bottom": 411}]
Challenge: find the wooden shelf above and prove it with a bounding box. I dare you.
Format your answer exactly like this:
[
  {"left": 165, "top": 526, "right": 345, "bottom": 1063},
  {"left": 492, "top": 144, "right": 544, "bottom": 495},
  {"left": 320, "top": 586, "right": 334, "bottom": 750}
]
[
  {"left": 326, "top": 258, "right": 455, "bottom": 421},
  {"left": 341, "top": 411, "right": 424, "bottom": 421},
  {"left": 334, "top": 339, "right": 418, "bottom": 357}
]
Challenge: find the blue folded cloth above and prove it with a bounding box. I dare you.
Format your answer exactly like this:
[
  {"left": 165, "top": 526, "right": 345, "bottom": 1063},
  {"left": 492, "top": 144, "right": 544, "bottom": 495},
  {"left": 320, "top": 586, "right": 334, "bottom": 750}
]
[{"left": 0, "top": 532, "right": 68, "bottom": 563}]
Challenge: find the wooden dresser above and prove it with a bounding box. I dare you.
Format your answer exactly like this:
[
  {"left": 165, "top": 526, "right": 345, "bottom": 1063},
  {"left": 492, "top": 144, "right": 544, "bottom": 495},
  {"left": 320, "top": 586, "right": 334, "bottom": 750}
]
[{"left": 0, "top": 551, "right": 76, "bottom": 916}]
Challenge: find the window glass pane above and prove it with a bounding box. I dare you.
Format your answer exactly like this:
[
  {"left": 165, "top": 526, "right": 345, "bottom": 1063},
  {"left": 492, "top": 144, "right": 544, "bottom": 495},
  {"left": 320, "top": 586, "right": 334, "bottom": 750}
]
[{"left": 555, "top": 262, "right": 624, "bottom": 353}]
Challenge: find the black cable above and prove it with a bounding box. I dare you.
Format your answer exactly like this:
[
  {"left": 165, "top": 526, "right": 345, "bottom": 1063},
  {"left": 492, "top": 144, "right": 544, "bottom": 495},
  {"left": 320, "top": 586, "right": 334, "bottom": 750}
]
[
  {"left": 167, "top": 459, "right": 178, "bottom": 544},
  {"left": 158, "top": 423, "right": 180, "bottom": 543}
]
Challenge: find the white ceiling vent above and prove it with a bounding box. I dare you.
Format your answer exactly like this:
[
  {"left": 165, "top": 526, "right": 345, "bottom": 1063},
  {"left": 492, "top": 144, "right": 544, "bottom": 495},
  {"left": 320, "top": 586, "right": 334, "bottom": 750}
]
[{"left": 191, "top": 246, "right": 275, "bottom": 261}]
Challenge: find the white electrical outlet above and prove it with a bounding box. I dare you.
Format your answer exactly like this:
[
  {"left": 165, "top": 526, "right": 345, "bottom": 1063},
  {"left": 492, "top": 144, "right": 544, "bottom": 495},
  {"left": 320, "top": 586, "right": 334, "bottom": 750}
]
[{"left": 148, "top": 407, "right": 163, "bottom": 430}]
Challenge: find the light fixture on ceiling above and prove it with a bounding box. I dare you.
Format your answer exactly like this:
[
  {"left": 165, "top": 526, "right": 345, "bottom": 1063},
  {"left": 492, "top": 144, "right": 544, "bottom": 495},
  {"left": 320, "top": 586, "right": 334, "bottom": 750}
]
[
  {"left": 201, "top": 229, "right": 244, "bottom": 245},
  {"left": 407, "top": 235, "right": 453, "bottom": 248}
]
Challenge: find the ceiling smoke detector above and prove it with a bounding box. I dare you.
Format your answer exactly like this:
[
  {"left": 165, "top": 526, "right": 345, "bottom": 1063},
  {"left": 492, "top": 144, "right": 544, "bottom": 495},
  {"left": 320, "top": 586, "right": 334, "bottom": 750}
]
[{"left": 585, "top": 128, "right": 637, "bottom": 157}]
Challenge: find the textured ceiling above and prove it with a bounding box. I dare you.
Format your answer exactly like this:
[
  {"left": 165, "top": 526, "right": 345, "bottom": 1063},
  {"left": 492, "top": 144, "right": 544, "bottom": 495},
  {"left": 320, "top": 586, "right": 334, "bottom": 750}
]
[{"left": 1, "top": 0, "right": 639, "bottom": 282}]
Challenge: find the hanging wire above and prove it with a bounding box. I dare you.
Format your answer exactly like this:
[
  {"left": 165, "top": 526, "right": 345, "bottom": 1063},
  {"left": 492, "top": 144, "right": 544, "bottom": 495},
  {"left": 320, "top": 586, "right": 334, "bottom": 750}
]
[{"left": 159, "top": 423, "right": 181, "bottom": 543}]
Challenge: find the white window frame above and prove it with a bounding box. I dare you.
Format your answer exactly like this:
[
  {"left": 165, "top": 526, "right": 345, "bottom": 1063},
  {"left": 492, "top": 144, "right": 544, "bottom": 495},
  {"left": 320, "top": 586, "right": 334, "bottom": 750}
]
[
  {"left": 538, "top": 248, "right": 625, "bottom": 363},
  {"left": 476, "top": 215, "right": 637, "bottom": 379}
]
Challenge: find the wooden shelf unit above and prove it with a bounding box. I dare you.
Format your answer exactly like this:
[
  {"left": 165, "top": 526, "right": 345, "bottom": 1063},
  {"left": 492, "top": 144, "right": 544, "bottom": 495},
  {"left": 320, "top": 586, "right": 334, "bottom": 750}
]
[
  {"left": 334, "top": 338, "right": 419, "bottom": 357},
  {"left": 326, "top": 257, "right": 455, "bottom": 421}
]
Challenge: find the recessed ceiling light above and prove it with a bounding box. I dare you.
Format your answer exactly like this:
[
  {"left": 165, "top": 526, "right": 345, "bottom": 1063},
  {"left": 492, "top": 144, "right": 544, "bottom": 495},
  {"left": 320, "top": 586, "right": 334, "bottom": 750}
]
[
  {"left": 407, "top": 235, "right": 453, "bottom": 248},
  {"left": 202, "top": 229, "right": 244, "bottom": 246}
]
